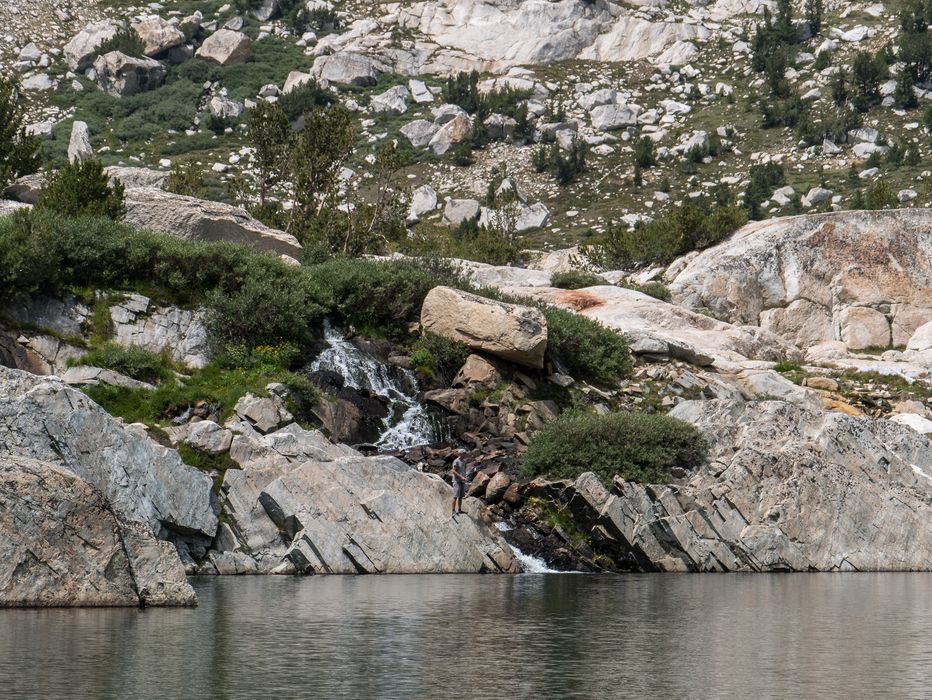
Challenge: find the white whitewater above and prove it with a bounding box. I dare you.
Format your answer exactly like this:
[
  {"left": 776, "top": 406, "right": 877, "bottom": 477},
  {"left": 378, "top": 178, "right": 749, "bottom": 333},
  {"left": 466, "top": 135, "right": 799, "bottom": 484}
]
[
  {"left": 509, "top": 544, "right": 561, "bottom": 574},
  {"left": 311, "top": 321, "right": 436, "bottom": 450}
]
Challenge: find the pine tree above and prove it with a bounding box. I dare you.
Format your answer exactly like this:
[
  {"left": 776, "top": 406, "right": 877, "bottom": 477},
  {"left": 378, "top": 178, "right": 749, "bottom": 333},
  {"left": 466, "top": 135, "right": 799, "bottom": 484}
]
[
  {"left": 805, "top": 0, "right": 823, "bottom": 35},
  {"left": 0, "top": 77, "right": 40, "bottom": 190},
  {"left": 894, "top": 70, "right": 918, "bottom": 109}
]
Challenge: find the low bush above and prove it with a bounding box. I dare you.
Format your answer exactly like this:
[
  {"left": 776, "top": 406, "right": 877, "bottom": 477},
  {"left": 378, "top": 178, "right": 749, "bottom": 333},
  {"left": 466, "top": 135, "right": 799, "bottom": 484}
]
[
  {"left": 71, "top": 343, "right": 174, "bottom": 384},
  {"left": 523, "top": 410, "right": 708, "bottom": 484},
  {"left": 307, "top": 256, "right": 462, "bottom": 338},
  {"left": 550, "top": 270, "right": 607, "bottom": 289},
  {"left": 0, "top": 77, "right": 41, "bottom": 189},
  {"left": 542, "top": 306, "right": 632, "bottom": 385},
  {"left": 96, "top": 28, "right": 146, "bottom": 58},
  {"left": 626, "top": 281, "right": 672, "bottom": 302},
  {"left": 408, "top": 332, "right": 470, "bottom": 385},
  {"left": 404, "top": 219, "right": 523, "bottom": 266},
  {"left": 277, "top": 79, "right": 333, "bottom": 120},
  {"left": 0, "top": 210, "right": 323, "bottom": 348}
]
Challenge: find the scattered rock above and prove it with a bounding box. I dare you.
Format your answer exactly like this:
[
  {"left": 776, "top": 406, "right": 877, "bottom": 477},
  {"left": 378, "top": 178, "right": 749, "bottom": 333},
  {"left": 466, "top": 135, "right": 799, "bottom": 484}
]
[
  {"left": 67, "top": 121, "right": 94, "bottom": 163},
  {"left": 196, "top": 29, "right": 251, "bottom": 66},
  {"left": 64, "top": 19, "right": 123, "bottom": 71},
  {"left": 94, "top": 51, "right": 167, "bottom": 97}
]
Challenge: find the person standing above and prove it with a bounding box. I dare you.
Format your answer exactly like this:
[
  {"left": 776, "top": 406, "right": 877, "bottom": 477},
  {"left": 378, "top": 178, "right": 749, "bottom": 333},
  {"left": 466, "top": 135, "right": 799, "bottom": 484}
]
[{"left": 451, "top": 451, "right": 469, "bottom": 517}]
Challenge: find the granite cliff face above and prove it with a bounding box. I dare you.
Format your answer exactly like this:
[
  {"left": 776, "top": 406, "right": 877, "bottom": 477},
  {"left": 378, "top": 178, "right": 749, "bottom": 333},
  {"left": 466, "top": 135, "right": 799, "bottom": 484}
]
[{"left": 0, "top": 366, "right": 217, "bottom": 606}]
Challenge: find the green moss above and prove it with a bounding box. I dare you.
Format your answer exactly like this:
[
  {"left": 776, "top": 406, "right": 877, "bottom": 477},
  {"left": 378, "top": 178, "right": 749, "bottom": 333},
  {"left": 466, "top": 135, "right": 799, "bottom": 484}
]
[{"left": 176, "top": 443, "right": 240, "bottom": 495}]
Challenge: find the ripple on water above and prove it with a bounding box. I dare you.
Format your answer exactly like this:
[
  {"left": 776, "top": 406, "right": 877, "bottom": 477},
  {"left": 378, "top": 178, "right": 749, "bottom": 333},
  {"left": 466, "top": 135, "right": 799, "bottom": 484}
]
[{"left": 3, "top": 573, "right": 932, "bottom": 699}]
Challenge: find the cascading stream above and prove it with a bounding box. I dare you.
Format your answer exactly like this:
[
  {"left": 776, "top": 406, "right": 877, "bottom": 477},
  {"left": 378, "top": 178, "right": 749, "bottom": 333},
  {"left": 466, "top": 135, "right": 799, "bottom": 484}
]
[{"left": 310, "top": 321, "right": 437, "bottom": 450}]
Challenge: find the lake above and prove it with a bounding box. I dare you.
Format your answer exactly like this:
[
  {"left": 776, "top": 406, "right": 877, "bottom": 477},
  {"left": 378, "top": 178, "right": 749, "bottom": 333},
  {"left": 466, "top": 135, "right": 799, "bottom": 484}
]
[{"left": 3, "top": 573, "right": 931, "bottom": 699}]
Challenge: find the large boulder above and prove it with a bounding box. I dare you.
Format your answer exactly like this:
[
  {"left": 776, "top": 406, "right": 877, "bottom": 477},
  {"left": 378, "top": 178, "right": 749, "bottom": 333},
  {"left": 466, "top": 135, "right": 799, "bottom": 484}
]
[
  {"left": 420, "top": 286, "right": 548, "bottom": 368},
  {"left": 132, "top": 16, "right": 186, "bottom": 57},
  {"left": 123, "top": 187, "right": 302, "bottom": 257},
  {"left": 441, "top": 198, "right": 480, "bottom": 226},
  {"left": 94, "top": 51, "right": 167, "bottom": 97},
  {"left": 0, "top": 456, "right": 197, "bottom": 607},
  {"left": 195, "top": 29, "right": 251, "bottom": 65},
  {"left": 64, "top": 19, "right": 123, "bottom": 71},
  {"left": 400, "top": 119, "right": 439, "bottom": 149},
  {"left": 589, "top": 103, "right": 638, "bottom": 131},
  {"left": 370, "top": 85, "right": 410, "bottom": 114},
  {"left": 0, "top": 367, "right": 217, "bottom": 605},
  {"left": 311, "top": 51, "right": 384, "bottom": 86},
  {"left": 569, "top": 399, "right": 932, "bottom": 572},
  {"left": 218, "top": 421, "right": 518, "bottom": 574},
  {"left": 0, "top": 367, "right": 217, "bottom": 540},
  {"left": 68, "top": 120, "right": 94, "bottom": 163},
  {"left": 668, "top": 210, "right": 932, "bottom": 350}
]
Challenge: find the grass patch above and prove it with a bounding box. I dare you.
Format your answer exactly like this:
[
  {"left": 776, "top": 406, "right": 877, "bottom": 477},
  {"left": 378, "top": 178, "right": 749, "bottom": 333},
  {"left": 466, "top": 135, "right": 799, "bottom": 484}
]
[
  {"left": 773, "top": 360, "right": 807, "bottom": 385},
  {"left": 70, "top": 343, "right": 175, "bottom": 384},
  {"left": 82, "top": 361, "right": 318, "bottom": 427}
]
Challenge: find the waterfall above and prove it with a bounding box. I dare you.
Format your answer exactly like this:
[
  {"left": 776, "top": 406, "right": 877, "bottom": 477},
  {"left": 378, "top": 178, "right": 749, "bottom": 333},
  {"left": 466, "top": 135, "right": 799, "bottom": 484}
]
[
  {"left": 509, "top": 545, "right": 561, "bottom": 574},
  {"left": 310, "top": 321, "right": 438, "bottom": 450}
]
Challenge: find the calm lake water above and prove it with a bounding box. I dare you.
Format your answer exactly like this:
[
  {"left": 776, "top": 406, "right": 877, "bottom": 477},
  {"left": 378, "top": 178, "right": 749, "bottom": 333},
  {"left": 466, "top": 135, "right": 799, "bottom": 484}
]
[{"left": 3, "top": 573, "right": 932, "bottom": 699}]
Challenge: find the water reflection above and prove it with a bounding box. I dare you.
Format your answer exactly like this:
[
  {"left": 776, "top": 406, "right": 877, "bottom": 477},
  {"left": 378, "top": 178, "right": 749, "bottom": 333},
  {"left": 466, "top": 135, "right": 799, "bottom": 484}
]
[{"left": 3, "top": 573, "right": 932, "bottom": 699}]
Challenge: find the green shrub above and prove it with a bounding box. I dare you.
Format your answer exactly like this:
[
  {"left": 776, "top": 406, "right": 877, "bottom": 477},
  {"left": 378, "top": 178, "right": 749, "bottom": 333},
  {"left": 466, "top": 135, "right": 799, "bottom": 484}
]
[
  {"left": 404, "top": 220, "right": 523, "bottom": 266},
  {"left": 71, "top": 343, "right": 174, "bottom": 384},
  {"left": 96, "top": 28, "right": 146, "bottom": 58},
  {"left": 441, "top": 70, "right": 531, "bottom": 121},
  {"left": 542, "top": 306, "right": 631, "bottom": 385},
  {"left": 307, "top": 256, "right": 461, "bottom": 338},
  {"left": 408, "top": 332, "right": 470, "bottom": 385},
  {"left": 862, "top": 180, "right": 898, "bottom": 210},
  {"left": 550, "top": 270, "right": 607, "bottom": 289},
  {"left": 35, "top": 159, "right": 125, "bottom": 220},
  {"left": 166, "top": 160, "right": 205, "bottom": 197},
  {"left": 0, "top": 210, "right": 323, "bottom": 349},
  {"left": 633, "top": 136, "right": 657, "bottom": 168},
  {"left": 523, "top": 410, "right": 708, "bottom": 484},
  {"left": 206, "top": 264, "right": 321, "bottom": 348},
  {"left": 628, "top": 281, "right": 672, "bottom": 301},
  {"left": 530, "top": 139, "right": 588, "bottom": 184},
  {"left": 0, "top": 209, "right": 59, "bottom": 303},
  {"left": 277, "top": 79, "right": 333, "bottom": 120}
]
